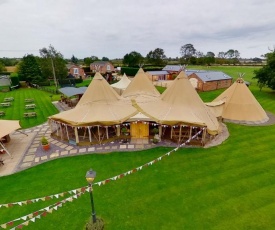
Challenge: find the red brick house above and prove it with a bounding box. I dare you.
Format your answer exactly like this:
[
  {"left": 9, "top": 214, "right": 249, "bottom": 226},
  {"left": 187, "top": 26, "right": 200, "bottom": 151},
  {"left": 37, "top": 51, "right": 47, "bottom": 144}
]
[
  {"left": 90, "top": 61, "right": 115, "bottom": 74},
  {"left": 68, "top": 64, "right": 86, "bottom": 79},
  {"left": 187, "top": 70, "right": 233, "bottom": 91}
]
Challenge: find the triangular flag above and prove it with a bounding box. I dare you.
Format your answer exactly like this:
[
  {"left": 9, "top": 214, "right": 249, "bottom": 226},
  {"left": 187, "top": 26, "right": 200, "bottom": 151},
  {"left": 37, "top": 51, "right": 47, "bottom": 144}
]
[
  {"left": 22, "top": 221, "right": 29, "bottom": 226},
  {"left": 7, "top": 221, "right": 14, "bottom": 226},
  {"left": 8, "top": 203, "right": 13, "bottom": 207},
  {"left": 72, "top": 190, "right": 77, "bottom": 194},
  {"left": 21, "top": 216, "right": 28, "bottom": 221},
  {"left": 47, "top": 208, "right": 53, "bottom": 214},
  {"left": 18, "top": 202, "right": 22, "bottom": 206},
  {"left": 30, "top": 218, "right": 36, "bottom": 223},
  {"left": 16, "top": 224, "right": 23, "bottom": 229},
  {"left": 3, "top": 204, "right": 9, "bottom": 208},
  {"left": 54, "top": 194, "right": 59, "bottom": 198},
  {"left": 41, "top": 197, "right": 46, "bottom": 201},
  {"left": 28, "top": 214, "right": 33, "bottom": 219},
  {"left": 0, "top": 223, "right": 7, "bottom": 229},
  {"left": 97, "top": 182, "right": 102, "bottom": 186}
]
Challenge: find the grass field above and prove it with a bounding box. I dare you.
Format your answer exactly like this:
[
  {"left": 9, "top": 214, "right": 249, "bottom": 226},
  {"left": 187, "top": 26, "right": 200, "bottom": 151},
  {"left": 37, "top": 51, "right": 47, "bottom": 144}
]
[{"left": 0, "top": 66, "right": 275, "bottom": 229}]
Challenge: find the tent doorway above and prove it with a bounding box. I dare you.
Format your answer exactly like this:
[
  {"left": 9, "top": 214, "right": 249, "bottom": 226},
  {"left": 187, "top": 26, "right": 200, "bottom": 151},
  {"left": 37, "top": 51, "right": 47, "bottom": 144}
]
[{"left": 130, "top": 122, "right": 149, "bottom": 139}]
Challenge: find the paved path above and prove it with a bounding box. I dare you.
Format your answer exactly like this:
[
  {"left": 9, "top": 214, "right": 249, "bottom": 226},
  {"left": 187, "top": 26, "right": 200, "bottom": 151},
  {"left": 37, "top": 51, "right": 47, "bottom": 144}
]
[{"left": 0, "top": 122, "right": 176, "bottom": 177}]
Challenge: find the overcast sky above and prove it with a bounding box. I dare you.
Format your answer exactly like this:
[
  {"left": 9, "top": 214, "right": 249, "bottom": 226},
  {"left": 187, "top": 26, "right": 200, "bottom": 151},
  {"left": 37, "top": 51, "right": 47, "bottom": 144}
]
[{"left": 0, "top": 0, "right": 274, "bottom": 59}]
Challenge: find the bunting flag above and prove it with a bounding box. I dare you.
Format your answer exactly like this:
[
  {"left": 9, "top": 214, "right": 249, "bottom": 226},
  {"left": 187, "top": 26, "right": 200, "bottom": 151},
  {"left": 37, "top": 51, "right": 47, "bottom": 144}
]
[
  {"left": 1, "top": 128, "right": 203, "bottom": 230},
  {"left": 0, "top": 191, "right": 86, "bottom": 229}
]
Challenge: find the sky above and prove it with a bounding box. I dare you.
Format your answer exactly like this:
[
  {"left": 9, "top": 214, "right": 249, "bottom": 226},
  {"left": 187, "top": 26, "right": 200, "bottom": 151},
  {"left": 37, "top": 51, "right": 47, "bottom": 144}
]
[{"left": 0, "top": 0, "right": 274, "bottom": 59}]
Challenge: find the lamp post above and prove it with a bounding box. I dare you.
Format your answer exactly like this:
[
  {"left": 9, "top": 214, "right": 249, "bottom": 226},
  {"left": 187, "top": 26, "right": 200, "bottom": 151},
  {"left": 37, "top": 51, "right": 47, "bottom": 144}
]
[{"left": 86, "top": 169, "right": 97, "bottom": 223}]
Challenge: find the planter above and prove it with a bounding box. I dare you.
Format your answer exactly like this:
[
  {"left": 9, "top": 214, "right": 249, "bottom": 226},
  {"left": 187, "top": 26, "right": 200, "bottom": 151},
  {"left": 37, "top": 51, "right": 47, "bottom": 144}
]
[{"left": 42, "top": 143, "right": 50, "bottom": 151}]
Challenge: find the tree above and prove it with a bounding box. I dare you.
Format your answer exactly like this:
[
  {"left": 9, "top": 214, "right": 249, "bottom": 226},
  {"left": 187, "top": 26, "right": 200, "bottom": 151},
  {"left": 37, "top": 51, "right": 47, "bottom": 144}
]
[
  {"left": 123, "top": 51, "right": 144, "bottom": 66},
  {"left": 146, "top": 48, "right": 167, "bottom": 65},
  {"left": 17, "top": 54, "right": 42, "bottom": 83},
  {"left": 253, "top": 50, "right": 275, "bottom": 90},
  {"left": 39, "top": 45, "right": 67, "bottom": 87},
  {"left": 0, "top": 61, "right": 5, "bottom": 72},
  {"left": 180, "top": 44, "right": 196, "bottom": 63},
  {"left": 102, "top": 57, "right": 109, "bottom": 61},
  {"left": 71, "top": 55, "right": 78, "bottom": 64},
  {"left": 84, "top": 56, "right": 99, "bottom": 66}
]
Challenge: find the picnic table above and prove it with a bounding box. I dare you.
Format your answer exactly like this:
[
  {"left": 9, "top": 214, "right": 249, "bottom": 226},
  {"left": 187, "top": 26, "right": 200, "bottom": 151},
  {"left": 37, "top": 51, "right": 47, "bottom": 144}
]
[
  {"left": 0, "top": 102, "right": 11, "bottom": 107},
  {"left": 4, "top": 97, "right": 14, "bottom": 102},
  {"left": 25, "top": 104, "right": 36, "bottom": 109},
  {"left": 25, "top": 98, "right": 35, "bottom": 103},
  {"left": 24, "top": 112, "right": 37, "bottom": 118},
  {"left": 0, "top": 111, "right": 5, "bottom": 117}
]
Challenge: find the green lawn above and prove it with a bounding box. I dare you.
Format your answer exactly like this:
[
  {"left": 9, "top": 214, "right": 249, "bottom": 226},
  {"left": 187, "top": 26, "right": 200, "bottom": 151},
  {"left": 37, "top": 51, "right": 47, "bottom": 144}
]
[
  {"left": 0, "top": 66, "right": 275, "bottom": 229},
  {"left": 0, "top": 88, "right": 59, "bottom": 129}
]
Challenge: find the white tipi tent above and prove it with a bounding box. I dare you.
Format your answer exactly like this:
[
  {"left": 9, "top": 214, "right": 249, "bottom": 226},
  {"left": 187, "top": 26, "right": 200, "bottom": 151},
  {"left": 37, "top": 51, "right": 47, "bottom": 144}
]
[{"left": 111, "top": 73, "right": 131, "bottom": 95}]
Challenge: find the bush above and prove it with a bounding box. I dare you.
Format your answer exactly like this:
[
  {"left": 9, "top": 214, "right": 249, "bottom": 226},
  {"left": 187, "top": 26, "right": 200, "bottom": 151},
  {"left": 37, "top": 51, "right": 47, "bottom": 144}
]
[{"left": 10, "top": 74, "right": 20, "bottom": 86}]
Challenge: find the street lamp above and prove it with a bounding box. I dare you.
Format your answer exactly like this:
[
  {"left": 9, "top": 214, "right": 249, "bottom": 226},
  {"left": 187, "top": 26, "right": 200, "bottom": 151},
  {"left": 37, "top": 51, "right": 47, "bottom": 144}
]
[{"left": 86, "top": 169, "right": 97, "bottom": 223}]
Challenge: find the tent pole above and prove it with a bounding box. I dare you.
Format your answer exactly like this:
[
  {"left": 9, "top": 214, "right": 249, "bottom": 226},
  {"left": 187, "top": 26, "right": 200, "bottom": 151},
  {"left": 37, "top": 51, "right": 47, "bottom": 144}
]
[
  {"left": 0, "top": 141, "right": 12, "bottom": 158},
  {"left": 179, "top": 125, "right": 182, "bottom": 145},
  {"left": 202, "top": 128, "right": 207, "bottom": 146},
  {"left": 189, "top": 126, "right": 192, "bottom": 140},
  {"left": 59, "top": 123, "right": 64, "bottom": 140},
  {"left": 159, "top": 125, "right": 162, "bottom": 141},
  {"left": 65, "top": 125, "right": 69, "bottom": 141},
  {"left": 74, "top": 127, "right": 79, "bottom": 144},
  {"left": 171, "top": 126, "right": 173, "bottom": 139},
  {"left": 106, "top": 126, "right": 109, "bottom": 139},
  {"left": 88, "top": 127, "right": 92, "bottom": 143}
]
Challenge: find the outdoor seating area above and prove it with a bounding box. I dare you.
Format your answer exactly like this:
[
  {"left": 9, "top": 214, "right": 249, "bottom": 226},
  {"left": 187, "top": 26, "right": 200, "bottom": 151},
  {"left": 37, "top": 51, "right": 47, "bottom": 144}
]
[
  {"left": 0, "top": 111, "right": 5, "bottom": 117},
  {"left": 25, "top": 98, "right": 34, "bottom": 103},
  {"left": 0, "top": 102, "right": 11, "bottom": 107},
  {"left": 4, "top": 97, "right": 14, "bottom": 102},
  {"left": 24, "top": 112, "right": 37, "bottom": 118},
  {"left": 25, "top": 103, "right": 36, "bottom": 109}
]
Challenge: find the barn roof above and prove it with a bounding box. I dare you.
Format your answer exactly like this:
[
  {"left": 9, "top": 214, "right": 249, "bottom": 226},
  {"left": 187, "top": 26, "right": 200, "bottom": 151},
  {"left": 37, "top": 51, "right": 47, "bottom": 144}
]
[{"left": 190, "top": 71, "right": 232, "bottom": 82}]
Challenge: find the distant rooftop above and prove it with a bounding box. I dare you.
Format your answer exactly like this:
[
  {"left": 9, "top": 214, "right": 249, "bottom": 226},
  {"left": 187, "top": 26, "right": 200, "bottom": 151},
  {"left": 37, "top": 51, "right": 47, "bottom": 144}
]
[{"left": 187, "top": 70, "right": 232, "bottom": 81}]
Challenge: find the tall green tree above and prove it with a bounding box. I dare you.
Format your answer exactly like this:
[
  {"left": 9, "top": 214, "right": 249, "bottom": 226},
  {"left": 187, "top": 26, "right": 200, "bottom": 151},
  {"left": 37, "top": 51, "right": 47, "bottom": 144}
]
[
  {"left": 0, "top": 61, "right": 5, "bottom": 72},
  {"left": 146, "top": 48, "right": 167, "bottom": 65},
  {"left": 17, "top": 54, "right": 42, "bottom": 83},
  {"left": 39, "top": 45, "right": 67, "bottom": 87},
  {"left": 71, "top": 55, "right": 78, "bottom": 64},
  {"left": 83, "top": 56, "right": 99, "bottom": 66},
  {"left": 180, "top": 44, "right": 196, "bottom": 63},
  {"left": 123, "top": 51, "right": 144, "bottom": 66},
  {"left": 253, "top": 50, "right": 275, "bottom": 90}
]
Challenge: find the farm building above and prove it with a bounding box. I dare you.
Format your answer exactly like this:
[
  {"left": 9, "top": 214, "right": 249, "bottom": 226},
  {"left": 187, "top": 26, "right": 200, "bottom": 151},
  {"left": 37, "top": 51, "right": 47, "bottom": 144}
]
[
  {"left": 90, "top": 61, "right": 115, "bottom": 74},
  {"left": 67, "top": 64, "right": 86, "bottom": 79},
  {"left": 49, "top": 69, "right": 220, "bottom": 146},
  {"left": 146, "top": 71, "right": 170, "bottom": 81},
  {"left": 187, "top": 70, "right": 233, "bottom": 91}
]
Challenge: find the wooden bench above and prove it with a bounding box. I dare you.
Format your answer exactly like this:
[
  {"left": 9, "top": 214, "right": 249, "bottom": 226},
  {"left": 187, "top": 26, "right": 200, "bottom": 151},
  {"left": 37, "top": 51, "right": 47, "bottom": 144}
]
[
  {"left": 4, "top": 97, "right": 14, "bottom": 102},
  {"left": 0, "top": 102, "right": 11, "bottom": 107},
  {"left": 0, "top": 111, "right": 5, "bottom": 117},
  {"left": 25, "top": 98, "right": 35, "bottom": 103},
  {"left": 25, "top": 104, "right": 36, "bottom": 109},
  {"left": 24, "top": 112, "right": 37, "bottom": 118}
]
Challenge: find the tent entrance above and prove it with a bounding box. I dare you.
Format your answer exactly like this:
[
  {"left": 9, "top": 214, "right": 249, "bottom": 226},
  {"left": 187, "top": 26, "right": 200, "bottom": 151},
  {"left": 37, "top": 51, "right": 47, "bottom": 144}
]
[{"left": 130, "top": 122, "right": 149, "bottom": 139}]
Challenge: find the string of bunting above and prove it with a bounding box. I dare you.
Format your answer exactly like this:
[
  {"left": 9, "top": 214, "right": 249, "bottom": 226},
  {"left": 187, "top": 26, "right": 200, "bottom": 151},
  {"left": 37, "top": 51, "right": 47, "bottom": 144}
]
[
  {"left": 0, "top": 129, "right": 203, "bottom": 229},
  {"left": 0, "top": 128, "right": 203, "bottom": 209},
  {"left": 0, "top": 190, "right": 87, "bottom": 229}
]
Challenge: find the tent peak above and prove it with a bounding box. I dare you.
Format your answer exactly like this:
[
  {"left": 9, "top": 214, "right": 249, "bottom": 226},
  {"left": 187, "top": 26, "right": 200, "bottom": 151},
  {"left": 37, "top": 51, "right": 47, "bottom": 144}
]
[{"left": 93, "top": 72, "right": 104, "bottom": 80}]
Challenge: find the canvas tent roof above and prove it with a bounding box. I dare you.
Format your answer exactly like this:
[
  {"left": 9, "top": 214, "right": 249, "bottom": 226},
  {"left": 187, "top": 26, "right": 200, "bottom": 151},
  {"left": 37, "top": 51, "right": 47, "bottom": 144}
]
[
  {"left": 134, "top": 71, "right": 220, "bottom": 135},
  {"left": 111, "top": 73, "right": 131, "bottom": 95},
  {"left": 122, "top": 68, "right": 160, "bottom": 102},
  {"left": 58, "top": 87, "right": 87, "bottom": 97},
  {"left": 0, "top": 120, "right": 21, "bottom": 138},
  {"left": 212, "top": 78, "right": 269, "bottom": 124},
  {"left": 50, "top": 72, "right": 137, "bottom": 126}
]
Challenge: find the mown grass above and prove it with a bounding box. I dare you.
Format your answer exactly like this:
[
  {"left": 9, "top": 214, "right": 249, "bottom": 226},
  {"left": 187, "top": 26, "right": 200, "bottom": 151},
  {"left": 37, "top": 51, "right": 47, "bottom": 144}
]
[
  {"left": 0, "top": 66, "right": 275, "bottom": 229},
  {"left": 0, "top": 88, "right": 59, "bottom": 129}
]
